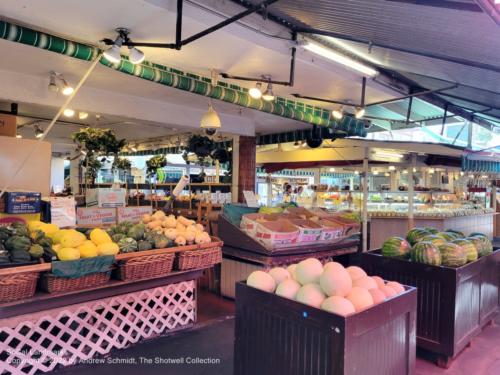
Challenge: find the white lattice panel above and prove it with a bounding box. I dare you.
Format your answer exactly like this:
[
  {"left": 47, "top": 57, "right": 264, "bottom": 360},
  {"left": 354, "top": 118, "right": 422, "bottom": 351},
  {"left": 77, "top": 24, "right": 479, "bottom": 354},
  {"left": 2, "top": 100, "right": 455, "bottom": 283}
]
[{"left": 0, "top": 280, "right": 196, "bottom": 375}]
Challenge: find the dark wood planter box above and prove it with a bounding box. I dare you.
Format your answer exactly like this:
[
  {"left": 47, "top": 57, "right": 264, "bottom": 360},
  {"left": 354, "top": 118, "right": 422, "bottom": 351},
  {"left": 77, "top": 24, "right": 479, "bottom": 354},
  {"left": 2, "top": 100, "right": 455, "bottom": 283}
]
[
  {"left": 234, "top": 282, "right": 417, "bottom": 375},
  {"left": 356, "top": 249, "right": 500, "bottom": 366}
]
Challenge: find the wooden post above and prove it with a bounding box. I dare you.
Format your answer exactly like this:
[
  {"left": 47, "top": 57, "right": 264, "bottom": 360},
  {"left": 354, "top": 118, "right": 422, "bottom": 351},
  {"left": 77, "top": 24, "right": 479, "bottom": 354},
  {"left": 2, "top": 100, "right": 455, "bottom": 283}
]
[{"left": 237, "top": 136, "right": 256, "bottom": 203}]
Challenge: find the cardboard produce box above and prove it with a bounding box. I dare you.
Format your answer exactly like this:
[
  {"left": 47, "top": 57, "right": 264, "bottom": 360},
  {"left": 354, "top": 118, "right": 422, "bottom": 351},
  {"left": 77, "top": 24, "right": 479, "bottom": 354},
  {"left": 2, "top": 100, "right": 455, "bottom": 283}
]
[
  {"left": 1, "top": 192, "right": 41, "bottom": 214},
  {"left": 318, "top": 219, "right": 344, "bottom": 242},
  {"left": 286, "top": 218, "right": 323, "bottom": 242},
  {"left": 255, "top": 220, "right": 299, "bottom": 249},
  {"left": 85, "top": 188, "right": 126, "bottom": 208}
]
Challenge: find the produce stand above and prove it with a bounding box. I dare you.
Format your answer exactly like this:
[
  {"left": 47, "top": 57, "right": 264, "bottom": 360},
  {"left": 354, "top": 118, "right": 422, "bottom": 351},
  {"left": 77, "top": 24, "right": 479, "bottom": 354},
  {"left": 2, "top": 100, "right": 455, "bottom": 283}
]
[
  {"left": 355, "top": 248, "right": 500, "bottom": 368},
  {"left": 218, "top": 215, "right": 360, "bottom": 298},
  {"left": 0, "top": 268, "right": 203, "bottom": 375},
  {"left": 234, "top": 281, "right": 417, "bottom": 375},
  {"left": 369, "top": 212, "right": 496, "bottom": 250}
]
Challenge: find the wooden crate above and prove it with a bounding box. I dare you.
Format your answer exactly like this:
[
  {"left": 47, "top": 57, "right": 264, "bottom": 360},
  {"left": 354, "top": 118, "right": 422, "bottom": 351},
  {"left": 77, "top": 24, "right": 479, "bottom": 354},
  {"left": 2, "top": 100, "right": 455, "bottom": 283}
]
[
  {"left": 356, "top": 249, "right": 500, "bottom": 367},
  {"left": 234, "top": 282, "right": 417, "bottom": 375}
]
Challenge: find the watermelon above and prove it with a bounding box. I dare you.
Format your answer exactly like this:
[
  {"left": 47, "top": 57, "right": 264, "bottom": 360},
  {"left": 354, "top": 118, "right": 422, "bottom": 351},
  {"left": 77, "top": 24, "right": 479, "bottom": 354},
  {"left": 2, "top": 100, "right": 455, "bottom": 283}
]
[
  {"left": 421, "top": 235, "right": 446, "bottom": 247},
  {"left": 452, "top": 239, "right": 478, "bottom": 263},
  {"left": 436, "top": 232, "right": 460, "bottom": 241},
  {"left": 469, "top": 232, "right": 487, "bottom": 238},
  {"left": 411, "top": 242, "right": 441, "bottom": 266},
  {"left": 445, "top": 229, "right": 465, "bottom": 238},
  {"left": 467, "top": 236, "right": 493, "bottom": 257},
  {"left": 406, "top": 228, "right": 431, "bottom": 245},
  {"left": 381, "top": 237, "right": 411, "bottom": 258},
  {"left": 424, "top": 227, "right": 439, "bottom": 235},
  {"left": 438, "top": 243, "right": 467, "bottom": 267}
]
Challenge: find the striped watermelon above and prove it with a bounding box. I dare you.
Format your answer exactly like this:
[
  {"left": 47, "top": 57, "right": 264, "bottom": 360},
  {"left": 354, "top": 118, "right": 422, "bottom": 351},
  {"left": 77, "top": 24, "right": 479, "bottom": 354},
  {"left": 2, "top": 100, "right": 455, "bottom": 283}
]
[
  {"left": 452, "top": 239, "right": 478, "bottom": 263},
  {"left": 436, "top": 232, "right": 460, "bottom": 241},
  {"left": 421, "top": 235, "right": 446, "bottom": 247},
  {"left": 467, "top": 235, "right": 493, "bottom": 257},
  {"left": 382, "top": 237, "right": 411, "bottom": 258},
  {"left": 411, "top": 242, "right": 441, "bottom": 266},
  {"left": 445, "top": 229, "right": 465, "bottom": 238},
  {"left": 424, "top": 227, "right": 439, "bottom": 235},
  {"left": 439, "top": 243, "right": 467, "bottom": 267},
  {"left": 406, "top": 228, "right": 431, "bottom": 245}
]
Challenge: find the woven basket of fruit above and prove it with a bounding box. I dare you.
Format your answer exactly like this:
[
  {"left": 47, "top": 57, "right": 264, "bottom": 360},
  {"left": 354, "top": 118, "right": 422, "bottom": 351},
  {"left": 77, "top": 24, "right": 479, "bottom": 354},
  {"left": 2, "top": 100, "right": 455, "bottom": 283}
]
[
  {"left": 40, "top": 271, "right": 111, "bottom": 293},
  {"left": 0, "top": 267, "right": 40, "bottom": 302},
  {"left": 114, "top": 249, "right": 175, "bottom": 281},
  {"left": 175, "top": 237, "right": 223, "bottom": 271}
]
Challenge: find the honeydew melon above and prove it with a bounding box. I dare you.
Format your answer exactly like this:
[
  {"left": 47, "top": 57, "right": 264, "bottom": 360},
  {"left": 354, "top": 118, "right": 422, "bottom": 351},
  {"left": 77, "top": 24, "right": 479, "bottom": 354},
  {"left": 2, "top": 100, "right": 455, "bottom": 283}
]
[
  {"left": 321, "top": 296, "right": 355, "bottom": 316},
  {"left": 275, "top": 279, "right": 301, "bottom": 300},
  {"left": 346, "top": 266, "right": 367, "bottom": 281},
  {"left": 268, "top": 267, "right": 291, "bottom": 285},
  {"left": 295, "top": 258, "right": 323, "bottom": 285},
  {"left": 247, "top": 270, "right": 276, "bottom": 293},
  {"left": 319, "top": 266, "right": 352, "bottom": 297},
  {"left": 295, "top": 283, "right": 325, "bottom": 308}
]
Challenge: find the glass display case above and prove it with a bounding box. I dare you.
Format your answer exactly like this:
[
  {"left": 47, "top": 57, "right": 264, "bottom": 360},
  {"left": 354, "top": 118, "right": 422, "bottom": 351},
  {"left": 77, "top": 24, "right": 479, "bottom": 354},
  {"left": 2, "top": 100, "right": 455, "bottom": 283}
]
[{"left": 316, "top": 190, "right": 492, "bottom": 218}]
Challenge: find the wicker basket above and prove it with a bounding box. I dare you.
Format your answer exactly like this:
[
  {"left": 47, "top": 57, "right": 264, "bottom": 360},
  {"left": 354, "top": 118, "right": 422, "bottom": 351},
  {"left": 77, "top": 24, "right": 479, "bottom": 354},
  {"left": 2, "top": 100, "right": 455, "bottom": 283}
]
[
  {"left": 40, "top": 272, "right": 111, "bottom": 293},
  {"left": 0, "top": 272, "right": 39, "bottom": 302},
  {"left": 175, "top": 237, "right": 223, "bottom": 271},
  {"left": 114, "top": 251, "right": 175, "bottom": 281}
]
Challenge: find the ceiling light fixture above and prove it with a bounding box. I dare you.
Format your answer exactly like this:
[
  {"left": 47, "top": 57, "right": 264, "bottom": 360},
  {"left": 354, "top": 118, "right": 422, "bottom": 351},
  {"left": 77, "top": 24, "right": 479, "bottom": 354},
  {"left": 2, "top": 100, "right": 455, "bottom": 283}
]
[
  {"left": 63, "top": 108, "right": 75, "bottom": 117},
  {"left": 48, "top": 72, "right": 58, "bottom": 93},
  {"left": 16, "top": 134, "right": 22, "bottom": 139},
  {"left": 78, "top": 112, "right": 89, "bottom": 120},
  {"left": 373, "top": 170, "right": 379, "bottom": 175},
  {"left": 262, "top": 81, "right": 275, "bottom": 102},
  {"left": 200, "top": 102, "right": 221, "bottom": 135},
  {"left": 303, "top": 41, "right": 378, "bottom": 77},
  {"left": 355, "top": 107, "right": 366, "bottom": 119},
  {"left": 388, "top": 165, "right": 396, "bottom": 171},
  {"left": 332, "top": 107, "right": 344, "bottom": 120},
  {"left": 34, "top": 125, "right": 44, "bottom": 139},
  {"left": 329, "top": 167, "right": 336, "bottom": 172},
  {"left": 60, "top": 77, "right": 74, "bottom": 96},
  {"left": 103, "top": 28, "right": 145, "bottom": 65},
  {"left": 249, "top": 82, "right": 263, "bottom": 99}
]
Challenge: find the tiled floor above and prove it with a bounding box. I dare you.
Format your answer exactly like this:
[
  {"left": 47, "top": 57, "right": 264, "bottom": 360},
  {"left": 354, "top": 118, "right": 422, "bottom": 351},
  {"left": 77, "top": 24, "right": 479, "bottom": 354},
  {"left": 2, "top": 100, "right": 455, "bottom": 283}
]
[{"left": 55, "top": 291, "right": 500, "bottom": 375}]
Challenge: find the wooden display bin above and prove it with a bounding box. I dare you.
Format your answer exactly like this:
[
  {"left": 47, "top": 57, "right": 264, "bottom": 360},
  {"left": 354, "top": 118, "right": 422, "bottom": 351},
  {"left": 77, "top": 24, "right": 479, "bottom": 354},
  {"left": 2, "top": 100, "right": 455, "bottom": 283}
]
[
  {"left": 356, "top": 249, "right": 500, "bottom": 367},
  {"left": 234, "top": 282, "right": 417, "bottom": 375}
]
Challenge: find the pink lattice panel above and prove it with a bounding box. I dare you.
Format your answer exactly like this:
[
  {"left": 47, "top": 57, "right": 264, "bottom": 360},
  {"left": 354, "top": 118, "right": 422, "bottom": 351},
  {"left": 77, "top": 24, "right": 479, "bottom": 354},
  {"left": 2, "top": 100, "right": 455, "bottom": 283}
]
[{"left": 0, "top": 280, "right": 196, "bottom": 375}]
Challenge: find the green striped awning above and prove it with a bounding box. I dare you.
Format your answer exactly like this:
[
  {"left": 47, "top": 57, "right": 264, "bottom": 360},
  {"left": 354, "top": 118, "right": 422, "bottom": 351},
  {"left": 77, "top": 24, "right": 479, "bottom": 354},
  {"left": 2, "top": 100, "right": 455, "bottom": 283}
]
[
  {"left": 462, "top": 156, "right": 500, "bottom": 173},
  {"left": 0, "top": 20, "right": 367, "bottom": 137}
]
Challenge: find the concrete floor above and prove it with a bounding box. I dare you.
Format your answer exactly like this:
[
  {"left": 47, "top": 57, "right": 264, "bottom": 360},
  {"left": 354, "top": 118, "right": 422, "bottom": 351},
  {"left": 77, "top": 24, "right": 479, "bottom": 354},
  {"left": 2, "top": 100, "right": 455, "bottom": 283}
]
[{"left": 55, "top": 291, "right": 500, "bottom": 375}]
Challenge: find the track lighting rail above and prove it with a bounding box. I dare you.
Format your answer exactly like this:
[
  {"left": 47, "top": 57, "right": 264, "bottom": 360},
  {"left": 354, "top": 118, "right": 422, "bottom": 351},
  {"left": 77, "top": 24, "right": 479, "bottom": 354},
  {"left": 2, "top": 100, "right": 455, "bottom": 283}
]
[{"left": 102, "top": 0, "right": 280, "bottom": 50}]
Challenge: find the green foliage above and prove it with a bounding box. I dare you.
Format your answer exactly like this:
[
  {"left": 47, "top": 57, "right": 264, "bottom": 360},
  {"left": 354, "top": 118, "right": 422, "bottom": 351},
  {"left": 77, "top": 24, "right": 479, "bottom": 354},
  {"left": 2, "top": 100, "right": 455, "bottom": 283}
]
[
  {"left": 112, "top": 157, "right": 132, "bottom": 171},
  {"left": 72, "top": 128, "right": 127, "bottom": 155},
  {"left": 146, "top": 155, "right": 167, "bottom": 177}
]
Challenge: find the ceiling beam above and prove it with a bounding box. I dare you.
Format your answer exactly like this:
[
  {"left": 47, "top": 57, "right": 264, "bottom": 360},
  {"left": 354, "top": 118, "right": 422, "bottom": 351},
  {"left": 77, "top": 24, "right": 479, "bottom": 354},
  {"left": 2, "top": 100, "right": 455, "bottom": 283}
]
[
  {"left": 473, "top": 0, "right": 500, "bottom": 26},
  {"left": 386, "top": 0, "right": 483, "bottom": 12}
]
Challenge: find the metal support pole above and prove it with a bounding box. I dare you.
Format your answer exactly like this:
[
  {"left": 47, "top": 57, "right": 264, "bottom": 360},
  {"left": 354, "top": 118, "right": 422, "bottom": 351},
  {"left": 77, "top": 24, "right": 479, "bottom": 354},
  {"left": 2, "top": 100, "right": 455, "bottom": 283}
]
[
  {"left": 408, "top": 153, "right": 417, "bottom": 230},
  {"left": 467, "top": 120, "right": 473, "bottom": 149},
  {"left": 406, "top": 91, "right": 413, "bottom": 125},
  {"left": 360, "top": 77, "right": 366, "bottom": 107},
  {"left": 362, "top": 147, "right": 369, "bottom": 252},
  {"left": 440, "top": 104, "right": 448, "bottom": 135},
  {"left": 175, "top": 0, "right": 183, "bottom": 50}
]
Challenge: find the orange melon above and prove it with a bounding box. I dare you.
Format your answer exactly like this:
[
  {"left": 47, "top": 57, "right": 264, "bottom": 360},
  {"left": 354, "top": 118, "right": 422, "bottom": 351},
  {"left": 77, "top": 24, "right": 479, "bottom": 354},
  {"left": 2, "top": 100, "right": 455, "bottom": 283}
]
[
  {"left": 321, "top": 296, "right": 355, "bottom": 316},
  {"left": 319, "top": 266, "right": 352, "bottom": 297},
  {"left": 369, "top": 288, "right": 386, "bottom": 304},
  {"left": 346, "top": 286, "right": 374, "bottom": 312},
  {"left": 346, "top": 266, "right": 367, "bottom": 281},
  {"left": 353, "top": 276, "right": 378, "bottom": 290}
]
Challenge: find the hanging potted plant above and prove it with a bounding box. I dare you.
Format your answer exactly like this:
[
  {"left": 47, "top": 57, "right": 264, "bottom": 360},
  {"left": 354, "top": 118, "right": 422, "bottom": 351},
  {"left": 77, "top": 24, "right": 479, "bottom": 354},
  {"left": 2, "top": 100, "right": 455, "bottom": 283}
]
[
  {"left": 72, "top": 128, "right": 127, "bottom": 187},
  {"left": 146, "top": 154, "right": 167, "bottom": 205},
  {"left": 212, "top": 147, "right": 232, "bottom": 183}
]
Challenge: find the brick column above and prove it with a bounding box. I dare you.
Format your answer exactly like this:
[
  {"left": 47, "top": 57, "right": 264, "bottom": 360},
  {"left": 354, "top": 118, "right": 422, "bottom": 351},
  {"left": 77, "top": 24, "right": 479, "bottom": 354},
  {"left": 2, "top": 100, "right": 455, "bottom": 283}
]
[{"left": 237, "top": 136, "right": 256, "bottom": 203}]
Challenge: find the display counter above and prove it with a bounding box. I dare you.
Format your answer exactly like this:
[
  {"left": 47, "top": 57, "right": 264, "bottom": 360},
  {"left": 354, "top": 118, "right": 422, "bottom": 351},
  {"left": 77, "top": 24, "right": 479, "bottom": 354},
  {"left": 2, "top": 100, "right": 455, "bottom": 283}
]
[
  {"left": 0, "top": 269, "right": 203, "bottom": 374},
  {"left": 369, "top": 212, "right": 495, "bottom": 250}
]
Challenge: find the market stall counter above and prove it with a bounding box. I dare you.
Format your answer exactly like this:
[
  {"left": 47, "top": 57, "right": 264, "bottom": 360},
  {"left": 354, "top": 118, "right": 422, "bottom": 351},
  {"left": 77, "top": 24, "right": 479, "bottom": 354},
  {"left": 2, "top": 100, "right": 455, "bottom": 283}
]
[{"left": 218, "top": 206, "right": 361, "bottom": 298}]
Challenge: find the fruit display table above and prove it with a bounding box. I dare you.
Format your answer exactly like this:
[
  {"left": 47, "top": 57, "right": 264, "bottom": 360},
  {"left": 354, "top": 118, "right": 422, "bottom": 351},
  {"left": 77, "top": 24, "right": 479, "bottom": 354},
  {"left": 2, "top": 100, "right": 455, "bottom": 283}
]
[
  {"left": 369, "top": 213, "right": 495, "bottom": 250},
  {"left": 0, "top": 269, "right": 202, "bottom": 375},
  {"left": 356, "top": 249, "right": 500, "bottom": 367},
  {"left": 234, "top": 281, "right": 417, "bottom": 375},
  {"left": 218, "top": 215, "right": 360, "bottom": 298}
]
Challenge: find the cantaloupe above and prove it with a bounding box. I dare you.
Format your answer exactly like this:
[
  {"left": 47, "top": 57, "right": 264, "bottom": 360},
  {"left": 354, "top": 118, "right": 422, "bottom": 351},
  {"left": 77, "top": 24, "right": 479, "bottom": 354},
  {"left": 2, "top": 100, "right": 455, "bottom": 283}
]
[
  {"left": 268, "top": 267, "right": 291, "bottom": 285},
  {"left": 353, "top": 276, "right": 378, "bottom": 290},
  {"left": 247, "top": 270, "right": 276, "bottom": 293},
  {"left": 346, "top": 266, "right": 367, "bottom": 281},
  {"left": 386, "top": 281, "right": 405, "bottom": 294},
  {"left": 321, "top": 296, "right": 355, "bottom": 316},
  {"left": 295, "top": 258, "right": 323, "bottom": 285},
  {"left": 346, "top": 286, "right": 374, "bottom": 312},
  {"left": 319, "top": 266, "right": 352, "bottom": 297},
  {"left": 369, "top": 288, "right": 386, "bottom": 304},
  {"left": 287, "top": 264, "right": 297, "bottom": 280},
  {"left": 379, "top": 285, "right": 397, "bottom": 298},
  {"left": 275, "top": 279, "right": 301, "bottom": 300},
  {"left": 295, "top": 283, "right": 325, "bottom": 308},
  {"left": 371, "top": 276, "right": 385, "bottom": 289}
]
